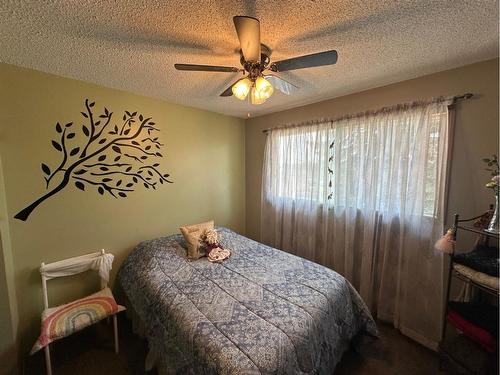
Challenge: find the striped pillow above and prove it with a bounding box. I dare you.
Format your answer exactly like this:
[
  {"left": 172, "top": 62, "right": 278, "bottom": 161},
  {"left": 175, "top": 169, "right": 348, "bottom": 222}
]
[{"left": 31, "top": 287, "right": 125, "bottom": 354}]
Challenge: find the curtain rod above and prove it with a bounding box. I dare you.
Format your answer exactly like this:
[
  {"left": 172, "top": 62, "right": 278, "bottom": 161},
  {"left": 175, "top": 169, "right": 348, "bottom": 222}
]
[{"left": 262, "top": 93, "right": 474, "bottom": 134}]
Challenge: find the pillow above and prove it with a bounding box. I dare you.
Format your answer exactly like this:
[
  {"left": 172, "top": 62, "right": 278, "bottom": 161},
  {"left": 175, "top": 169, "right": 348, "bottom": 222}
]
[
  {"left": 31, "top": 287, "right": 125, "bottom": 354},
  {"left": 180, "top": 220, "right": 214, "bottom": 260}
]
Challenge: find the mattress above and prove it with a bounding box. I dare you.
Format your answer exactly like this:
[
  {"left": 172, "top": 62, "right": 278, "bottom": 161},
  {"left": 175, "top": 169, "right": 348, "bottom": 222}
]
[{"left": 118, "top": 228, "right": 377, "bottom": 374}]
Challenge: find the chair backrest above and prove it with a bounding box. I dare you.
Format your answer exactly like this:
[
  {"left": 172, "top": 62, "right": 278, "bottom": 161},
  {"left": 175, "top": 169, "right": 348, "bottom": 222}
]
[{"left": 40, "top": 249, "right": 114, "bottom": 309}]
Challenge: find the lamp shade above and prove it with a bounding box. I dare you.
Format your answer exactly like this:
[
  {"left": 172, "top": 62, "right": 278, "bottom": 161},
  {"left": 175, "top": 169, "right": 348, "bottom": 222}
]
[
  {"left": 232, "top": 78, "right": 252, "bottom": 100},
  {"left": 250, "top": 86, "right": 266, "bottom": 105},
  {"left": 434, "top": 228, "right": 455, "bottom": 254},
  {"left": 254, "top": 76, "right": 274, "bottom": 100}
]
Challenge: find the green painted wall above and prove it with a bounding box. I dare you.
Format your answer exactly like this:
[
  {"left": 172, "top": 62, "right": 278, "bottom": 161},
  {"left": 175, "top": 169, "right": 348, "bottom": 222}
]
[
  {"left": 0, "top": 157, "right": 19, "bottom": 374},
  {"left": 0, "top": 63, "right": 246, "bottom": 359}
]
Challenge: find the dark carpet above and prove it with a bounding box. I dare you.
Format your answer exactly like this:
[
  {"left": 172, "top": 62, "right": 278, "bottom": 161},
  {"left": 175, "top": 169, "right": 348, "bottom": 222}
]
[{"left": 24, "top": 317, "right": 451, "bottom": 374}]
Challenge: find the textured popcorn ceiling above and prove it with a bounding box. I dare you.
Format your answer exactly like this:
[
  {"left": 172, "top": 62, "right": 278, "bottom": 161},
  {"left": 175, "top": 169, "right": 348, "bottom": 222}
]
[{"left": 1, "top": 1, "right": 498, "bottom": 118}]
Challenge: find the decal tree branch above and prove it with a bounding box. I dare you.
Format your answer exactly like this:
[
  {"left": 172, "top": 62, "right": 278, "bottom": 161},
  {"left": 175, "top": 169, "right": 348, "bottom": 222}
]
[{"left": 14, "top": 99, "right": 172, "bottom": 221}]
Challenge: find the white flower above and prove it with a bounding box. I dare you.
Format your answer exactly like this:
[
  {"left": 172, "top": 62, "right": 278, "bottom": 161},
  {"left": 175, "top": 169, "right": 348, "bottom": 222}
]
[
  {"left": 493, "top": 175, "right": 500, "bottom": 184},
  {"left": 202, "top": 229, "right": 219, "bottom": 245}
]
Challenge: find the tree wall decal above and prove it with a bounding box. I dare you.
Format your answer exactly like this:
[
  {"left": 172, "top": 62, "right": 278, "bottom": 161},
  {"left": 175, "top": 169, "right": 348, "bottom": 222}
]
[{"left": 14, "top": 99, "right": 172, "bottom": 221}]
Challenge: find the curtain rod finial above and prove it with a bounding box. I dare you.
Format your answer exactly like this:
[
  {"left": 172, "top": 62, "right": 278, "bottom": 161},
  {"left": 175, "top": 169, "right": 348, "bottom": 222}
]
[{"left": 454, "top": 93, "right": 474, "bottom": 102}]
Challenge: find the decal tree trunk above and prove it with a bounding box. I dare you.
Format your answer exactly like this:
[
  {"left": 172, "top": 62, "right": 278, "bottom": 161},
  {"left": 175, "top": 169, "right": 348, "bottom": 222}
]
[
  {"left": 14, "top": 99, "right": 172, "bottom": 221},
  {"left": 14, "top": 174, "right": 70, "bottom": 221}
]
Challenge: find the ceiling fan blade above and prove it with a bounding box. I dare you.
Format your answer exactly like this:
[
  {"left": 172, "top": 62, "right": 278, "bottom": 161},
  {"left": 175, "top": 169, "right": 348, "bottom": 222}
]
[
  {"left": 174, "top": 63, "right": 241, "bottom": 72},
  {"left": 264, "top": 74, "right": 298, "bottom": 95},
  {"left": 270, "top": 50, "right": 338, "bottom": 72},
  {"left": 220, "top": 79, "right": 240, "bottom": 97},
  {"left": 233, "top": 16, "right": 261, "bottom": 62}
]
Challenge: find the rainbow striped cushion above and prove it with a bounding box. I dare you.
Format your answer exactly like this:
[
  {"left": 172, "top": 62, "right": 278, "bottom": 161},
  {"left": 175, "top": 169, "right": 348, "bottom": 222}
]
[{"left": 31, "top": 287, "right": 125, "bottom": 354}]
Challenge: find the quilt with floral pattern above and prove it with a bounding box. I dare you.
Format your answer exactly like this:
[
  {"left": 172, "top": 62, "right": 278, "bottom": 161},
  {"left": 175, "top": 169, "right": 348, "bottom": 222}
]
[{"left": 118, "top": 228, "right": 377, "bottom": 374}]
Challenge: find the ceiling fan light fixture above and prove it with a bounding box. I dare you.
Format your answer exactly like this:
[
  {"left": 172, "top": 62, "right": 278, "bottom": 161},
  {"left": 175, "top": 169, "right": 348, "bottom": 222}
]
[
  {"left": 254, "top": 76, "right": 274, "bottom": 100},
  {"left": 232, "top": 77, "right": 252, "bottom": 100},
  {"left": 250, "top": 86, "right": 267, "bottom": 105}
]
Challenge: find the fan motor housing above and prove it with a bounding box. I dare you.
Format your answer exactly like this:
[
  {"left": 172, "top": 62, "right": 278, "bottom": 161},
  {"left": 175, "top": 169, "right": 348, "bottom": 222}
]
[{"left": 240, "top": 44, "right": 271, "bottom": 79}]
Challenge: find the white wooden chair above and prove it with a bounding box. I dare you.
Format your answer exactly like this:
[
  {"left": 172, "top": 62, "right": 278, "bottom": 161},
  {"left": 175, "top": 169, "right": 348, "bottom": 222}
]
[{"left": 37, "top": 250, "right": 122, "bottom": 375}]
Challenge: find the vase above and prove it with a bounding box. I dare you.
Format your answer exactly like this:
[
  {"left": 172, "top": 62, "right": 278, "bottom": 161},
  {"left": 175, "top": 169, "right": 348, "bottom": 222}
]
[{"left": 485, "top": 194, "right": 499, "bottom": 234}]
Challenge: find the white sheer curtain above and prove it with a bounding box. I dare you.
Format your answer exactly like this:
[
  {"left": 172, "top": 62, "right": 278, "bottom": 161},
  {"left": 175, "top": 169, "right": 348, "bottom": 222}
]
[{"left": 261, "top": 100, "right": 452, "bottom": 348}]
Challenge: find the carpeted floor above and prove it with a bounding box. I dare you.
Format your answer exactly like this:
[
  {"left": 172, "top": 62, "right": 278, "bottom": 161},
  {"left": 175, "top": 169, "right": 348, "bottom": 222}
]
[{"left": 24, "top": 317, "right": 451, "bottom": 374}]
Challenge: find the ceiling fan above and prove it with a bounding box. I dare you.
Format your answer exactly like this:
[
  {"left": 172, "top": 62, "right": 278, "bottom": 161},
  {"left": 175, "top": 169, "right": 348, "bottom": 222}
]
[{"left": 174, "top": 16, "right": 338, "bottom": 105}]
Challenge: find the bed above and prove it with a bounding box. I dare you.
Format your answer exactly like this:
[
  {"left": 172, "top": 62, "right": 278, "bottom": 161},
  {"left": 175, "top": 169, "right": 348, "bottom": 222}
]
[{"left": 117, "top": 227, "right": 377, "bottom": 374}]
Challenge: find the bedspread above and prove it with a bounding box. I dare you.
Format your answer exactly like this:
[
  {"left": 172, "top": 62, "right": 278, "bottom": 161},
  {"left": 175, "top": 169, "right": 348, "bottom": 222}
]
[{"left": 118, "top": 228, "right": 377, "bottom": 374}]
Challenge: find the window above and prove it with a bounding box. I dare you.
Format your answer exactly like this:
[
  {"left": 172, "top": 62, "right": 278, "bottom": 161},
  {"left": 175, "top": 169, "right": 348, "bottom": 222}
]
[
  {"left": 271, "top": 128, "right": 330, "bottom": 201},
  {"left": 264, "top": 102, "right": 449, "bottom": 218}
]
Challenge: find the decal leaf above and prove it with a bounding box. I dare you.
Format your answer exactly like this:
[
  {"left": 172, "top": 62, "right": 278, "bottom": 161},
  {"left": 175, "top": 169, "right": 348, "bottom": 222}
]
[
  {"left": 55, "top": 122, "right": 62, "bottom": 133},
  {"left": 51, "top": 140, "right": 62, "bottom": 151},
  {"left": 82, "top": 125, "right": 90, "bottom": 136},
  {"left": 41, "top": 163, "right": 51, "bottom": 175},
  {"left": 70, "top": 147, "right": 80, "bottom": 156},
  {"left": 75, "top": 181, "right": 85, "bottom": 191}
]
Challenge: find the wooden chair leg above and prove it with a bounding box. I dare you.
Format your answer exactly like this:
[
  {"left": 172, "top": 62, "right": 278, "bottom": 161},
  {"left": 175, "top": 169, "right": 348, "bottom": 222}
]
[
  {"left": 44, "top": 345, "right": 52, "bottom": 375},
  {"left": 113, "top": 314, "right": 119, "bottom": 354}
]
